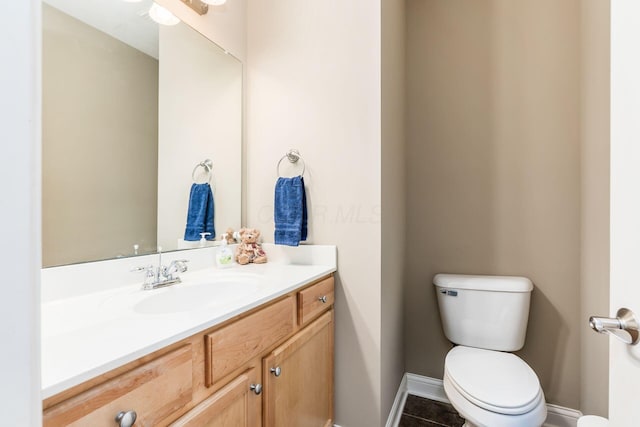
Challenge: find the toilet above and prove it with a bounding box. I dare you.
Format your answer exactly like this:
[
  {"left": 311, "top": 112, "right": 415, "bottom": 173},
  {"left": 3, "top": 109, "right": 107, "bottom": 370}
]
[{"left": 434, "top": 273, "right": 547, "bottom": 427}]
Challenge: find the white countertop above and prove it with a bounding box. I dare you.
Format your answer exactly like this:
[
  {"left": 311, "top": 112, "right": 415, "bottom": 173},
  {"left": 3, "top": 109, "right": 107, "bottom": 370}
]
[{"left": 41, "top": 245, "right": 336, "bottom": 399}]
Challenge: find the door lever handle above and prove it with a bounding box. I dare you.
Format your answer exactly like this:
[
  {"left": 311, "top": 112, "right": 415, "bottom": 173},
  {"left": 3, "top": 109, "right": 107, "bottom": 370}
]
[{"left": 589, "top": 308, "right": 639, "bottom": 345}]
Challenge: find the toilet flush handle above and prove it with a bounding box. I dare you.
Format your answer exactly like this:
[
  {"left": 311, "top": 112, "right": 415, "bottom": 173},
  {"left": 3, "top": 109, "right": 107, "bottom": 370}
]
[{"left": 589, "top": 308, "right": 639, "bottom": 345}]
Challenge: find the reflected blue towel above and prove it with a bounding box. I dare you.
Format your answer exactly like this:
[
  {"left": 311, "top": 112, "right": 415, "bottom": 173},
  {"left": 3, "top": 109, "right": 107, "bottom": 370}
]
[
  {"left": 274, "top": 176, "right": 307, "bottom": 246},
  {"left": 184, "top": 183, "right": 215, "bottom": 241}
]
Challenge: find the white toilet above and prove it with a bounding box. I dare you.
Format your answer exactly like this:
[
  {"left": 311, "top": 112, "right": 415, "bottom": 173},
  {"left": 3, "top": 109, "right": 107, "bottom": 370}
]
[{"left": 434, "top": 273, "right": 547, "bottom": 427}]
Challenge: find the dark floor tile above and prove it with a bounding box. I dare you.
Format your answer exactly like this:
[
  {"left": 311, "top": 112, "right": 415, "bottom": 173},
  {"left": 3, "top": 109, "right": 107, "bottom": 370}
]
[
  {"left": 403, "top": 395, "right": 465, "bottom": 427},
  {"left": 398, "top": 414, "right": 446, "bottom": 427}
]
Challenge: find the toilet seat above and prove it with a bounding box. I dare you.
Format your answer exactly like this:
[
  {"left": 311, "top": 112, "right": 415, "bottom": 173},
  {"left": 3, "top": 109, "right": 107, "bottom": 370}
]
[
  {"left": 443, "top": 346, "right": 547, "bottom": 427},
  {"left": 445, "top": 346, "right": 542, "bottom": 415},
  {"left": 444, "top": 374, "right": 547, "bottom": 427}
]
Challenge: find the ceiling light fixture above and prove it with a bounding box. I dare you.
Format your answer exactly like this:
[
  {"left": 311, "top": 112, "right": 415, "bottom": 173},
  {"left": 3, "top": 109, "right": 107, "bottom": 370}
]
[
  {"left": 179, "top": 0, "right": 210, "bottom": 15},
  {"left": 148, "top": 2, "right": 180, "bottom": 26}
]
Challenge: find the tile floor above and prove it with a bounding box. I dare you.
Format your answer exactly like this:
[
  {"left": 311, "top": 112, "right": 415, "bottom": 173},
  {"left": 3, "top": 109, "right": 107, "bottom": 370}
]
[{"left": 398, "top": 394, "right": 466, "bottom": 427}]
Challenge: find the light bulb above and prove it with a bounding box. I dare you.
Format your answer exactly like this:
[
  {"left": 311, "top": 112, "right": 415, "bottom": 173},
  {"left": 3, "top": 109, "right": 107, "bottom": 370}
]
[
  {"left": 148, "top": 2, "right": 180, "bottom": 26},
  {"left": 202, "top": 0, "right": 227, "bottom": 5}
]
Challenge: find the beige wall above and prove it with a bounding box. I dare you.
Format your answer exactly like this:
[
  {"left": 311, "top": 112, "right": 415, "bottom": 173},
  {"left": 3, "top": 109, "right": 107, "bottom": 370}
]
[
  {"left": 157, "top": 23, "right": 242, "bottom": 249},
  {"left": 580, "top": 0, "right": 610, "bottom": 417},
  {"left": 158, "top": 0, "right": 246, "bottom": 61},
  {"left": 159, "top": 0, "right": 248, "bottom": 226},
  {"left": 157, "top": 0, "right": 610, "bottom": 419},
  {"left": 42, "top": 4, "right": 158, "bottom": 266},
  {"left": 405, "top": 0, "right": 583, "bottom": 409},
  {"left": 246, "top": 0, "right": 383, "bottom": 425},
  {"left": 381, "top": 0, "right": 406, "bottom": 420}
]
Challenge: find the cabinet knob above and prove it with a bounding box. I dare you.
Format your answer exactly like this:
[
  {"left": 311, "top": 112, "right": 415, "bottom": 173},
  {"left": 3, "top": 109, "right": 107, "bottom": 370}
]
[
  {"left": 270, "top": 366, "right": 282, "bottom": 377},
  {"left": 115, "top": 410, "right": 137, "bottom": 427},
  {"left": 318, "top": 295, "right": 327, "bottom": 304},
  {"left": 250, "top": 383, "right": 263, "bottom": 395}
]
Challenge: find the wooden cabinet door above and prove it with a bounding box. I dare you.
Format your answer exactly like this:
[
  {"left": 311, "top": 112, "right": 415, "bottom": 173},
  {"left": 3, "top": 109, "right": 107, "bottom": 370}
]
[
  {"left": 263, "top": 310, "right": 333, "bottom": 427},
  {"left": 170, "top": 367, "right": 261, "bottom": 427}
]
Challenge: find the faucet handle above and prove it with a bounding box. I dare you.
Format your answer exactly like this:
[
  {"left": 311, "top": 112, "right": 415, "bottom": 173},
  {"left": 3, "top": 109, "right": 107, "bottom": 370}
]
[
  {"left": 130, "top": 265, "right": 153, "bottom": 273},
  {"left": 162, "top": 259, "right": 189, "bottom": 279},
  {"left": 131, "top": 265, "right": 156, "bottom": 288},
  {"left": 173, "top": 259, "right": 189, "bottom": 271}
]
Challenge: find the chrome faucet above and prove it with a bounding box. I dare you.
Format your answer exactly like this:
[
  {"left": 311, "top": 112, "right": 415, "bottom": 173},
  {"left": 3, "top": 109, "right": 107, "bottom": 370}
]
[{"left": 131, "top": 247, "right": 189, "bottom": 290}]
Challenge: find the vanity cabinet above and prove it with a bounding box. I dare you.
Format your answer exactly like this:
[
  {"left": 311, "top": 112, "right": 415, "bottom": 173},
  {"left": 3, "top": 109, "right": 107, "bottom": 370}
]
[
  {"left": 263, "top": 310, "right": 333, "bottom": 427},
  {"left": 43, "top": 274, "right": 334, "bottom": 427}
]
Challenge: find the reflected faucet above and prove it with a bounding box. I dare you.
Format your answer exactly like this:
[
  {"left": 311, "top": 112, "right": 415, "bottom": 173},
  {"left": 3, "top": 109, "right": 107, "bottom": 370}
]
[{"left": 132, "top": 247, "right": 189, "bottom": 290}]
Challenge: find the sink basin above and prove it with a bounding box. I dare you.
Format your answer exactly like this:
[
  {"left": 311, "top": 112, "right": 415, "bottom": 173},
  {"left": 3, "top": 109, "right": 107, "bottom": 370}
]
[{"left": 134, "top": 275, "right": 262, "bottom": 315}]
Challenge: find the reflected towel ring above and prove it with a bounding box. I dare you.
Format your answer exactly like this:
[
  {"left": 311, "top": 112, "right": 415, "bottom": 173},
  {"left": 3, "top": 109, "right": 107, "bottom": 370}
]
[
  {"left": 277, "top": 149, "right": 306, "bottom": 177},
  {"left": 192, "top": 159, "right": 213, "bottom": 184}
]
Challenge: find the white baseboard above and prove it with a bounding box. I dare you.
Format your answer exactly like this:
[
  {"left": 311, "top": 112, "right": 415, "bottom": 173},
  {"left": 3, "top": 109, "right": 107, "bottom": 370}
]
[
  {"left": 405, "top": 373, "right": 449, "bottom": 403},
  {"left": 545, "top": 404, "right": 585, "bottom": 427},
  {"left": 385, "top": 373, "right": 583, "bottom": 427},
  {"left": 385, "top": 374, "right": 408, "bottom": 427}
]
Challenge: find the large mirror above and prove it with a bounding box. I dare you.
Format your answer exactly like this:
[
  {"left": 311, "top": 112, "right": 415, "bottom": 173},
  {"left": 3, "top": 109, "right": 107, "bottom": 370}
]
[{"left": 42, "top": 0, "right": 242, "bottom": 267}]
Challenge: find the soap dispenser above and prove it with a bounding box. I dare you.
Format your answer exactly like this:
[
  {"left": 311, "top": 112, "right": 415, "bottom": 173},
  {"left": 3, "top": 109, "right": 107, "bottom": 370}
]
[
  {"left": 199, "top": 232, "right": 211, "bottom": 247},
  {"left": 216, "top": 234, "right": 233, "bottom": 268}
]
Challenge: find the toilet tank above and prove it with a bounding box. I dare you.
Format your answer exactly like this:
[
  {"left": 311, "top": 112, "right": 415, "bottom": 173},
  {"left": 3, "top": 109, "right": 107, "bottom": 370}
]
[{"left": 433, "top": 274, "right": 533, "bottom": 352}]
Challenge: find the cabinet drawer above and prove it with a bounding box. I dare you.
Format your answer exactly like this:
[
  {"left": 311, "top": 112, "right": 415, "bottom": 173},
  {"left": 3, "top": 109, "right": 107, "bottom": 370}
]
[
  {"left": 205, "top": 296, "right": 295, "bottom": 387},
  {"left": 298, "top": 276, "right": 334, "bottom": 326},
  {"left": 43, "top": 345, "right": 193, "bottom": 427}
]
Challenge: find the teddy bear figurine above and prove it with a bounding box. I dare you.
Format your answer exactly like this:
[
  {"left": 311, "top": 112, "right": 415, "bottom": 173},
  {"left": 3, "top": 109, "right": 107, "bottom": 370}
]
[
  {"left": 222, "top": 227, "right": 236, "bottom": 244},
  {"left": 235, "top": 228, "right": 267, "bottom": 265}
]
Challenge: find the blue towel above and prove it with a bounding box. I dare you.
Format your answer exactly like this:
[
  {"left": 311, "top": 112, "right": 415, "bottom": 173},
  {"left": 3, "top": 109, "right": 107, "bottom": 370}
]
[
  {"left": 184, "top": 183, "right": 215, "bottom": 241},
  {"left": 274, "top": 176, "right": 307, "bottom": 246}
]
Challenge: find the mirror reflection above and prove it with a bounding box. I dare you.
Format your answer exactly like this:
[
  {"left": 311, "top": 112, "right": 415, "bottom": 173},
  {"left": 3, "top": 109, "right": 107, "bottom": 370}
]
[{"left": 42, "top": 0, "right": 242, "bottom": 267}]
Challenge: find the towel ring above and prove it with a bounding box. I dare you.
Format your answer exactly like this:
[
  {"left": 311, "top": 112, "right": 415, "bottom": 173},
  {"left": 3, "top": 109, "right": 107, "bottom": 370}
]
[
  {"left": 277, "top": 149, "right": 306, "bottom": 177},
  {"left": 192, "top": 159, "right": 213, "bottom": 184}
]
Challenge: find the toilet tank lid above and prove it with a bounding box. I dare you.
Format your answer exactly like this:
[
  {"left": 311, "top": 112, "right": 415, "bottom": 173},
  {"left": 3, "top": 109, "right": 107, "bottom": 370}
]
[{"left": 433, "top": 274, "right": 533, "bottom": 292}]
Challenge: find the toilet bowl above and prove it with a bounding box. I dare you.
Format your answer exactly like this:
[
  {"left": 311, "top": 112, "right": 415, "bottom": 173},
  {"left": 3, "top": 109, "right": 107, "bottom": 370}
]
[
  {"left": 433, "top": 274, "right": 547, "bottom": 427},
  {"left": 443, "top": 346, "right": 547, "bottom": 427}
]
